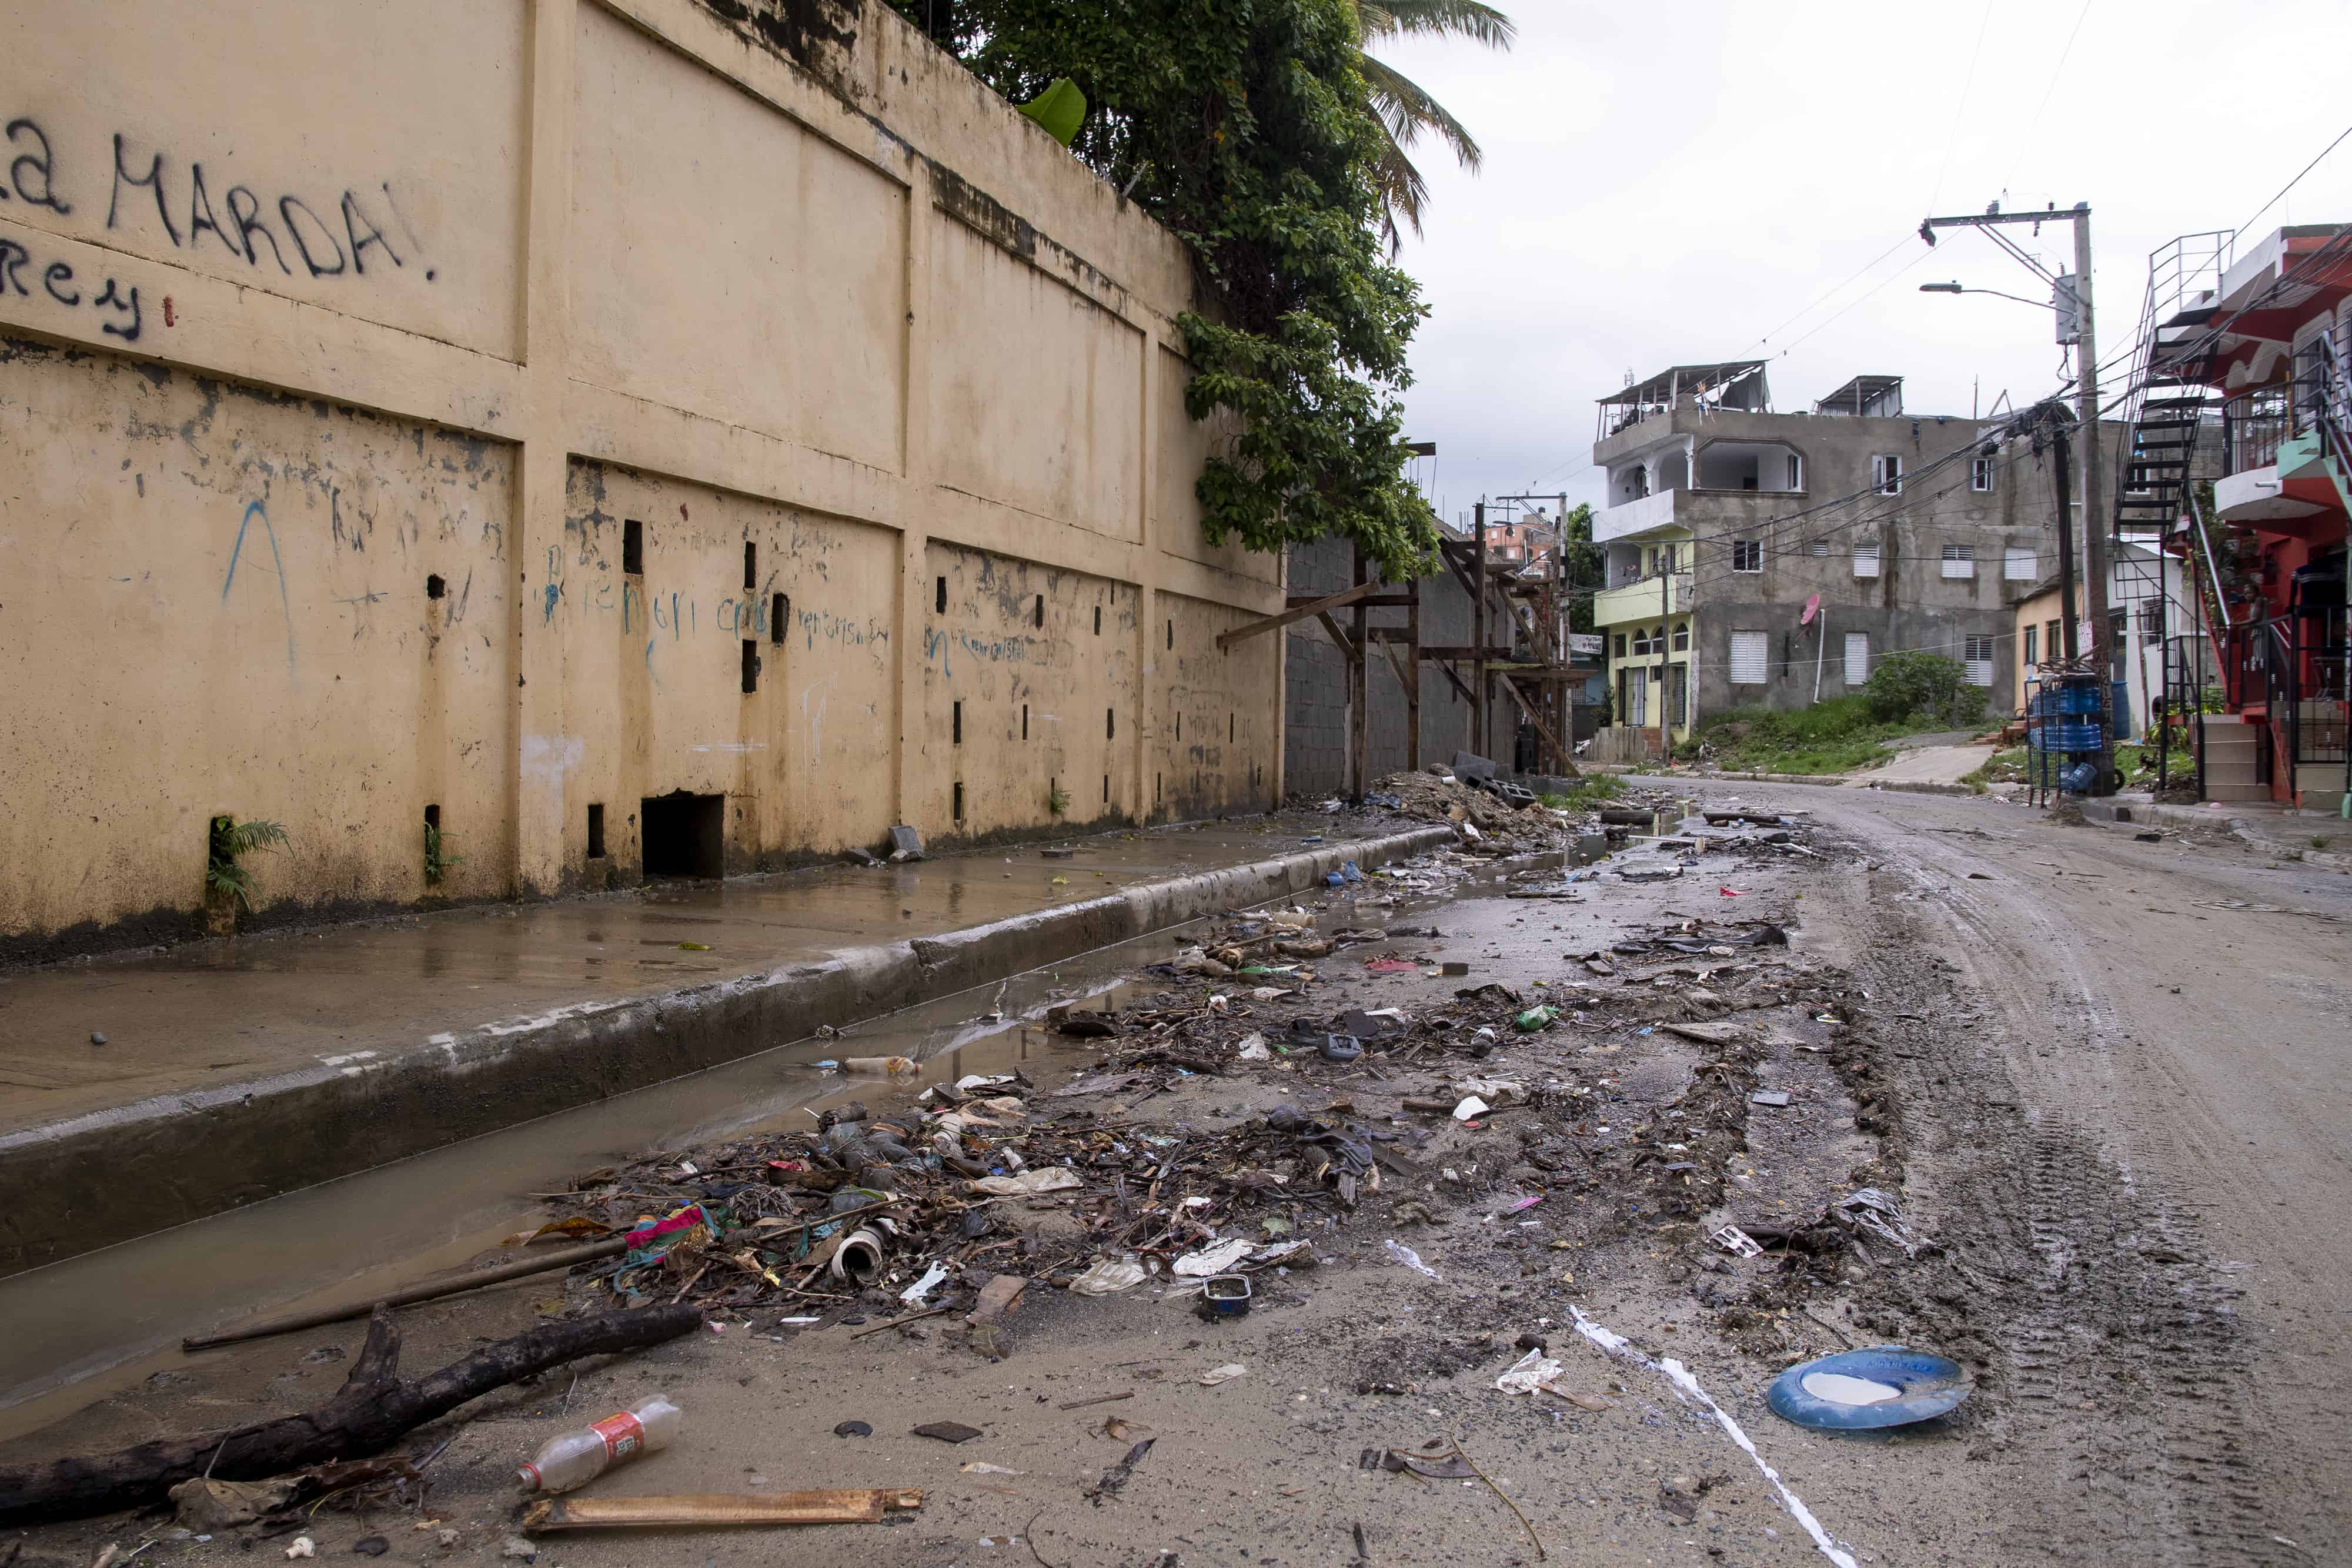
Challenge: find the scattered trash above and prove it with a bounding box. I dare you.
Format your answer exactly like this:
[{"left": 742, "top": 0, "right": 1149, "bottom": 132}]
[
  {"left": 1451, "top": 1096, "right": 1491, "bottom": 1121},
  {"left": 1495, "top": 1346, "right": 1565, "bottom": 1395},
  {"left": 1236, "top": 1032, "right": 1271, "bottom": 1061},
  {"left": 1513, "top": 1005, "right": 1559, "bottom": 1032},
  {"left": 843, "top": 1055, "right": 917, "bottom": 1077},
  {"left": 971, "top": 1168, "right": 1084, "bottom": 1196},
  {"left": 1830, "top": 1187, "right": 1927, "bottom": 1258},
  {"left": 1085, "top": 1438, "right": 1156, "bottom": 1502},
  {"left": 1069, "top": 1256, "right": 1149, "bottom": 1296},
  {"left": 912, "top": 1422, "right": 985, "bottom": 1445},
  {"left": 898, "top": 1261, "right": 952, "bottom": 1305},
  {"left": 834, "top": 1421, "right": 873, "bottom": 1438},
  {"left": 1382, "top": 1240, "right": 1441, "bottom": 1281},
  {"left": 1173, "top": 1238, "right": 1254, "bottom": 1277},
  {"left": 523, "top": 1490, "right": 924, "bottom": 1530},
  {"left": 1709, "top": 1223, "right": 1764, "bottom": 1259},
  {"left": 1364, "top": 957, "right": 1418, "bottom": 974},
  {"left": 518, "top": 1395, "right": 681, "bottom": 1493},
  {"left": 1320, "top": 1034, "right": 1363, "bottom": 1063},
  {"left": 1198, "top": 1363, "right": 1249, "bottom": 1386},
  {"left": 352, "top": 1538, "right": 389, "bottom": 1557},
  {"left": 1766, "top": 1348, "right": 1972, "bottom": 1430},
  {"left": 1749, "top": 1089, "right": 1792, "bottom": 1108},
  {"left": 1201, "top": 1274, "right": 1253, "bottom": 1318}
]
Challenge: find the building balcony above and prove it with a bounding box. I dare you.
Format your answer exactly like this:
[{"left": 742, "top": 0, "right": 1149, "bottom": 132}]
[
  {"left": 1593, "top": 573, "right": 1693, "bottom": 627},
  {"left": 1593, "top": 488, "right": 1682, "bottom": 543}
]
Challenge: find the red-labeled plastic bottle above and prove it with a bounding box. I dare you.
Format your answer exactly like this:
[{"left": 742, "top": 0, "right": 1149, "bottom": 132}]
[{"left": 516, "top": 1396, "right": 681, "bottom": 1492}]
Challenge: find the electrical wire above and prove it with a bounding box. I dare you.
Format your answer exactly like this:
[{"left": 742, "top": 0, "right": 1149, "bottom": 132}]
[
  {"left": 2003, "top": 0, "right": 2093, "bottom": 197},
  {"left": 1927, "top": 0, "right": 1994, "bottom": 219},
  {"left": 1749, "top": 236, "right": 1913, "bottom": 351},
  {"left": 2233, "top": 121, "right": 2352, "bottom": 241}
]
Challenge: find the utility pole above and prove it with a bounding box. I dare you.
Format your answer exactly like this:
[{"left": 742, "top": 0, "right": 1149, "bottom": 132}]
[
  {"left": 2047, "top": 410, "right": 2080, "bottom": 663},
  {"left": 1919, "top": 200, "right": 2115, "bottom": 791}
]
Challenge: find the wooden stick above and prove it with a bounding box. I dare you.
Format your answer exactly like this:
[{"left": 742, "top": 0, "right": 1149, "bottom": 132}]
[
  {"left": 6, "top": 1304, "right": 700, "bottom": 1527},
  {"left": 847, "top": 1306, "right": 953, "bottom": 1340},
  {"left": 523, "top": 1489, "right": 923, "bottom": 1530},
  {"left": 1057, "top": 1391, "right": 1134, "bottom": 1411},
  {"left": 181, "top": 1238, "right": 631, "bottom": 1351}
]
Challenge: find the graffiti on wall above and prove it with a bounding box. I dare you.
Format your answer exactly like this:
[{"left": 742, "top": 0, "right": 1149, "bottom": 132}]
[{"left": 0, "top": 115, "right": 426, "bottom": 345}]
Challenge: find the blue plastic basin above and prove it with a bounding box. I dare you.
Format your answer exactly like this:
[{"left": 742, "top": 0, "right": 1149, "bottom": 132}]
[{"left": 1766, "top": 1346, "right": 1972, "bottom": 1430}]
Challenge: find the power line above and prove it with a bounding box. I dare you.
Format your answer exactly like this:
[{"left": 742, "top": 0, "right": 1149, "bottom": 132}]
[
  {"left": 2003, "top": 0, "right": 2093, "bottom": 196},
  {"left": 1772, "top": 247, "right": 1939, "bottom": 356},
  {"left": 1927, "top": 0, "right": 1994, "bottom": 217},
  {"left": 1750, "top": 236, "right": 1912, "bottom": 350},
  {"left": 2234, "top": 121, "right": 2352, "bottom": 239}
]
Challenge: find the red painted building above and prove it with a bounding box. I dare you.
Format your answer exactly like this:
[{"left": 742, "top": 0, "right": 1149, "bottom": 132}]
[{"left": 2120, "top": 225, "right": 2350, "bottom": 807}]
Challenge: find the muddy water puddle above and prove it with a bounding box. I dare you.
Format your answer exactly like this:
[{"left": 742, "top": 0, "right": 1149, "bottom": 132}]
[{"left": 0, "top": 860, "right": 1509, "bottom": 1440}]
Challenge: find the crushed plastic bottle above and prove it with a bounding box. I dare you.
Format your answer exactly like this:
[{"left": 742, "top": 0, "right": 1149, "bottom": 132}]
[
  {"left": 517, "top": 1396, "right": 681, "bottom": 1492},
  {"left": 1384, "top": 1239, "right": 1442, "bottom": 1281}
]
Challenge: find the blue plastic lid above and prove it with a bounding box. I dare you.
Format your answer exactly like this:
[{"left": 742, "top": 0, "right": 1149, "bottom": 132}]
[{"left": 1766, "top": 1346, "right": 1972, "bottom": 1430}]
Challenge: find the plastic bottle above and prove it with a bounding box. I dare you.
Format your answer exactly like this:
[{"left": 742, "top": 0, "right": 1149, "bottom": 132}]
[{"left": 517, "top": 1396, "right": 681, "bottom": 1492}]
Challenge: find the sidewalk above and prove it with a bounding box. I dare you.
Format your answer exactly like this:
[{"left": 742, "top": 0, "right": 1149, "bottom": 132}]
[
  {"left": 0, "top": 815, "right": 1450, "bottom": 1273},
  {"left": 2079, "top": 794, "right": 2352, "bottom": 870}
]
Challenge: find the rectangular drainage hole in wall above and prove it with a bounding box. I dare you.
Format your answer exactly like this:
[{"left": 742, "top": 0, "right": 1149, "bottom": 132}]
[
  {"left": 1034, "top": 594, "right": 1044, "bottom": 628},
  {"left": 623, "top": 519, "right": 643, "bottom": 576},
  {"left": 425, "top": 574, "right": 446, "bottom": 600},
  {"left": 423, "top": 803, "right": 440, "bottom": 831},
  {"left": 953, "top": 781, "right": 964, "bottom": 821},
  {"left": 1101, "top": 773, "right": 1108, "bottom": 804},
  {"left": 641, "top": 792, "right": 723, "bottom": 880},
  {"left": 936, "top": 576, "right": 947, "bottom": 614},
  {"left": 1094, "top": 605, "right": 1102, "bottom": 635},
  {"left": 771, "top": 592, "right": 788, "bottom": 645},
  {"left": 743, "top": 541, "right": 756, "bottom": 591},
  {"left": 741, "top": 639, "right": 759, "bottom": 694},
  {"left": 1021, "top": 704, "right": 1029, "bottom": 740},
  {"left": 586, "top": 803, "right": 606, "bottom": 860},
  {"left": 1230, "top": 713, "right": 1235, "bottom": 743},
  {"left": 953, "top": 700, "right": 963, "bottom": 744},
  {"left": 1167, "top": 619, "right": 1174, "bottom": 650},
  {"left": 1106, "top": 707, "right": 1115, "bottom": 740}
]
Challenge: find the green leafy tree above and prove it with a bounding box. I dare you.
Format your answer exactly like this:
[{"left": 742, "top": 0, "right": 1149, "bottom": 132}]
[
  {"left": 1554, "top": 502, "right": 1603, "bottom": 635},
  {"left": 887, "top": 0, "right": 1442, "bottom": 579},
  {"left": 1352, "top": 1, "right": 1515, "bottom": 246}
]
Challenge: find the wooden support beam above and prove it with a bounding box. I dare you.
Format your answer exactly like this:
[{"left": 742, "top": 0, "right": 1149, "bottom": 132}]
[
  {"left": 1296, "top": 591, "right": 1414, "bottom": 608},
  {"left": 1415, "top": 646, "right": 1514, "bottom": 661},
  {"left": 1431, "top": 658, "right": 1477, "bottom": 708},
  {"left": 1216, "top": 577, "right": 1387, "bottom": 650},
  {"left": 1316, "top": 611, "right": 1355, "bottom": 651},
  {"left": 1502, "top": 673, "right": 1577, "bottom": 777},
  {"left": 1406, "top": 580, "right": 1422, "bottom": 771}
]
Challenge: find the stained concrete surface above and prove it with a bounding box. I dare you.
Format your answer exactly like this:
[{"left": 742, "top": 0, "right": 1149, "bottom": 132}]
[{"left": 0, "top": 815, "right": 1445, "bottom": 1273}]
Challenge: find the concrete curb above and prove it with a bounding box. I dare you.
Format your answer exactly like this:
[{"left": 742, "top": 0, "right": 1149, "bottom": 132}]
[
  {"left": 0, "top": 826, "right": 1453, "bottom": 1273},
  {"left": 2076, "top": 798, "right": 2352, "bottom": 870}
]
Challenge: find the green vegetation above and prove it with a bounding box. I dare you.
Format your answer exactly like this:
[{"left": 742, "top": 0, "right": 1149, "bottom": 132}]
[
  {"left": 206, "top": 815, "right": 288, "bottom": 910},
  {"left": 423, "top": 819, "right": 464, "bottom": 887},
  {"left": 1863, "top": 651, "right": 1990, "bottom": 729},
  {"left": 1684, "top": 695, "right": 1964, "bottom": 777},
  {"left": 886, "top": 0, "right": 1458, "bottom": 579},
  {"left": 1962, "top": 746, "right": 2029, "bottom": 791},
  {"left": 1349, "top": 1, "right": 1516, "bottom": 245},
  {"left": 1047, "top": 781, "right": 1072, "bottom": 818},
  {"left": 1538, "top": 774, "right": 1626, "bottom": 813}
]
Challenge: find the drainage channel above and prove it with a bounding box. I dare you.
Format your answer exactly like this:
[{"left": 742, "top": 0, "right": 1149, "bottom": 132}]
[{"left": 0, "top": 857, "right": 1510, "bottom": 1442}]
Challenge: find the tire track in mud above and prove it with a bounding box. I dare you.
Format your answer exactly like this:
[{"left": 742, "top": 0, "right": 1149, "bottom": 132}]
[{"left": 1811, "top": 817, "right": 2283, "bottom": 1566}]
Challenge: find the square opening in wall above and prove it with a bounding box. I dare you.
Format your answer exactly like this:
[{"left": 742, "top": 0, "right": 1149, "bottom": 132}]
[
  {"left": 586, "top": 803, "right": 607, "bottom": 860},
  {"left": 425, "top": 574, "right": 446, "bottom": 600},
  {"left": 623, "top": 519, "right": 643, "bottom": 576},
  {"left": 641, "top": 791, "right": 723, "bottom": 879}
]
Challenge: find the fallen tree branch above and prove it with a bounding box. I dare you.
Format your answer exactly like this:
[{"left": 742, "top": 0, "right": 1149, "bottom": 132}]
[{"left": 0, "top": 1302, "right": 701, "bottom": 1527}]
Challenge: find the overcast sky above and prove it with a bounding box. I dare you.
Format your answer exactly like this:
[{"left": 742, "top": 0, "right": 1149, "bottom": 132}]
[{"left": 1380, "top": 0, "right": 2352, "bottom": 529}]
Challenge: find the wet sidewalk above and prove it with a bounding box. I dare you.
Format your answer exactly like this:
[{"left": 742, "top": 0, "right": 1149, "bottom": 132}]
[{"left": 0, "top": 813, "right": 1449, "bottom": 1272}]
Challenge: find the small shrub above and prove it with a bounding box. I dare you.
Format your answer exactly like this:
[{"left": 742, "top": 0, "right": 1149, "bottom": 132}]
[
  {"left": 1864, "top": 651, "right": 1989, "bottom": 728},
  {"left": 206, "top": 815, "right": 289, "bottom": 910},
  {"left": 423, "top": 820, "right": 465, "bottom": 886}
]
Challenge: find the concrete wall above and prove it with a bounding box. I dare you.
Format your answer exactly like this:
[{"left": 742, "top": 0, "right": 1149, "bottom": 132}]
[
  {"left": 0, "top": 0, "right": 1285, "bottom": 959},
  {"left": 1282, "top": 538, "right": 1515, "bottom": 797}
]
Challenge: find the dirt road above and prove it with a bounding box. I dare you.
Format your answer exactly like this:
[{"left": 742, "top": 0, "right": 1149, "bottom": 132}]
[
  {"left": 7, "top": 786, "right": 2344, "bottom": 1566},
  {"left": 1774, "top": 785, "right": 2351, "bottom": 1564}
]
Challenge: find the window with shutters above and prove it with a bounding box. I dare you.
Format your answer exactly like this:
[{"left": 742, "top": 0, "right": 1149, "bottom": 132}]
[
  {"left": 1853, "top": 539, "right": 1881, "bottom": 579},
  {"left": 1940, "top": 543, "right": 1975, "bottom": 579},
  {"left": 2023, "top": 624, "right": 2038, "bottom": 667},
  {"left": 1971, "top": 456, "right": 1995, "bottom": 492},
  {"left": 2003, "top": 545, "right": 2037, "bottom": 581},
  {"left": 2138, "top": 598, "right": 2165, "bottom": 637},
  {"left": 1963, "top": 634, "right": 1996, "bottom": 686},
  {"left": 1809, "top": 539, "right": 1829, "bottom": 556},
  {"left": 1732, "top": 539, "right": 1763, "bottom": 573},
  {"left": 1729, "top": 630, "right": 1769, "bottom": 685},
  {"left": 2044, "top": 618, "right": 2060, "bottom": 657},
  {"left": 1843, "top": 631, "right": 1869, "bottom": 686},
  {"left": 1873, "top": 454, "right": 1902, "bottom": 495},
  {"left": 1631, "top": 626, "right": 1653, "bottom": 657}
]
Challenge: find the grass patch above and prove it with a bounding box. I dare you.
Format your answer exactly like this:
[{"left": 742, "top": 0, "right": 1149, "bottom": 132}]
[
  {"left": 1538, "top": 774, "right": 1628, "bottom": 813},
  {"left": 1962, "top": 745, "right": 2029, "bottom": 790},
  {"left": 1690, "top": 696, "right": 1960, "bottom": 776}
]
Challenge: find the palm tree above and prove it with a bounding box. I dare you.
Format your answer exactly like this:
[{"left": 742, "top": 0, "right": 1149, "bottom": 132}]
[{"left": 1353, "top": 0, "right": 1515, "bottom": 247}]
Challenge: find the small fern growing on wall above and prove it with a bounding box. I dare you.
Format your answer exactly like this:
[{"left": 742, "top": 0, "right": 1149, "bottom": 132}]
[
  {"left": 423, "top": 820, "right": 465, "bottom": 886},
  {"left": 1047, "top": 781, "right": 1071, "bottom": 817},
  {"left": 207, "top": 815, "right": 289, "bottom": 910}
]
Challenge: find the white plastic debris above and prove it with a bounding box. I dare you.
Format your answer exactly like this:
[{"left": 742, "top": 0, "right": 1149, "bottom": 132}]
[
  {"left": 1173, "top": 1237, "right": 1254, "bottom": 1277},
  {"left": 1068, "top": 1256, "right": 1148, "bottom": 1296},
  {"left": 1199, "top": 1363, "right": 1250, "bottom": 1385},
  {"left": 1384, "top": 1239, "right": 1441, "bottom": 1280},
  {"left": 1207, "top": 993, "right": 1230, "bottom": 1014},
  {"left": 1236, "top": 1032, "right": 1271, "bottom": 1061},
  {"left": 1709, "top": 1223, "right": 1764, "bottom": 1259},
  {"left": 955, "top": 1074, "right": 1017, "bottom": 1092},
  {"left": 970, "top": 1168, "right": 1083, "bottom": 1196},
  {"left": 1452, "top": 1095, "right": 1492, "bottom": 1122},
  {"left": 285, "top": 1541, "right": 316, "bottom": 1561},
  {"left": 898, "top": 1260, "right": 952, "bottom": 1304},
  {"left": 1495, "top": 1347, "right": 1566, "bottom": 1395}
]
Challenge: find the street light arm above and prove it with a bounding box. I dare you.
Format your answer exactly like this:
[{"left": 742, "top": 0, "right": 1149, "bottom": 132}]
[{"left": 1919, "top": 282, "right": 2054, "bottom": 310}]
